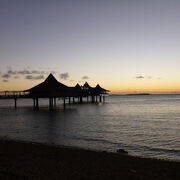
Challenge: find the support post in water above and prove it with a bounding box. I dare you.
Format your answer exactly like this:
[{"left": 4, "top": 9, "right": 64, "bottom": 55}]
[
  {"left": 103, "top": 95, "right": 105, "bottom": 102},
  {"left": 99, "top": 95, "right": 102, "bottom": 102},
  {"left": 33, "top": 98, "right": 36, "bottom": 110},
  {"left": 49, "top": 98, "right": 53, "bottom": 111},
  {"left": 14, "top": 98, "right": 17, "bottom": 109},
  {"left": 63, "top": 97, "right": 66, "bottom": 109},
  {"left": 54, "top": 98, "right": 56, "bottom": 107},
  {"left": 36, "top": 98, "right": 39, "bottom": 111},
  {"left": 80, "top": 96, "right": 82, "bottom": 104}
]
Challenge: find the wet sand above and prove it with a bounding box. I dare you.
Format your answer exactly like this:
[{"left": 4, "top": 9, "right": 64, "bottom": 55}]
[{"left": 0, "top": 139, "right": 180, "bottom": 180}]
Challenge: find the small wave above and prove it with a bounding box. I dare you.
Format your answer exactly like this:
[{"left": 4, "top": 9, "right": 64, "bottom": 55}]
[
  {"left": 130, "top": 143, "right": 180, "bottom": 154},
  {"left": 148, "top": 147, "right": 180, "bottom": 154},
  {"left": 70, "top": 136, "right": 121, "bottom": 146}
]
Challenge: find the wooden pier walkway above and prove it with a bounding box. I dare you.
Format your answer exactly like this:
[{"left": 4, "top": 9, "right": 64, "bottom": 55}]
[{"left": 0, "top": 91, "right": 30, "bottom": 109}]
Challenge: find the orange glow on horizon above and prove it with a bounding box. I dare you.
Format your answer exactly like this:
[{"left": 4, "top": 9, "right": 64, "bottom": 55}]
[{"left": 1, "top": 78, "right": 180, "bottom": 95}]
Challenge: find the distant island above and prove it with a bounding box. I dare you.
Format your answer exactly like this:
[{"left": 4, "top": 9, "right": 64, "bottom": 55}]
[
  {"left": 110, "top": 93, "right": 151, "bottom": 96},
  {"left": 125, "top": 93, "right": 151, "bottom": 96}
]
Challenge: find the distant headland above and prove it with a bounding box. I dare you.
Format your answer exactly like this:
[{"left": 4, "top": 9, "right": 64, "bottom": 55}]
[
  {"left": 110, "top": 93, "right": 151, "bottom": 96},
  {"left": 125, "top": 93, "right": 151, "bottom": 96}
]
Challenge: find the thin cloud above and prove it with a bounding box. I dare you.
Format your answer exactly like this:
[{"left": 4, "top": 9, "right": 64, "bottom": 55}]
[
  {"left": 60, "top": 72, "right": 69, "bottom": 80},
  {"left": 136, "top": 76, "right": 144, "bottom": 79},
  {"left": 82, "top": 76, "right": 89, "bottom": 80},
  {"left": 135, "top": 75, "right": 162, "bottom": 80},
  {"left": 31, "top": 70, "right": 43, "bottom": 74},
  {"left": 2, "top": 74, "right": 11, "bottom": 79},
  {"left": 7, "top": 70, "right": 17, "bottom": 75},
  {"left": 18, "top": 70, "right": 31, "bottom": 75},
  {"left": 25, "top": 75, "right": 44, "bottom": 80},
  {"left": 3, "top": 79, "right": 8, "bottom": 83},
  {"left": 5, "top": 69, "right": 54, "bottom": 76},
  {"left": 14, "top": 76, "right": 20, "bottom": 79}
]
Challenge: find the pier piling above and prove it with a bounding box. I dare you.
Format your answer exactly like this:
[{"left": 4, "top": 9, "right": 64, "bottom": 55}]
[
  {"left": 14, "top": 98, "right": 17, "bottom": 109},
  {"left": 100, "top": 95, "right": 102, "bottom": 102},
  {"left": 63, "top": 97, "right": 66, "bottom": 109}
]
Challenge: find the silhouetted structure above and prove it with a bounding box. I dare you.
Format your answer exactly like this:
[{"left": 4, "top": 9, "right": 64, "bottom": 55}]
[{"left": 0, "top": 74, "right": 109, "bottom": 110}]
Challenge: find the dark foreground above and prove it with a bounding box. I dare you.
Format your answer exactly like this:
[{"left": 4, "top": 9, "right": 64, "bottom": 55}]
[{"left": 0, "top": 140, "right": 180, "bottom": 180}]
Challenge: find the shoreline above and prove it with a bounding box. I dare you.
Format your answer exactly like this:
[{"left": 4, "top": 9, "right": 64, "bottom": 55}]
[
  {"left": 0, "top": 139, "right": 180, "bottom": 179},
  {"left": 2, "top": 137, "right": 179, "bottom": 162}
]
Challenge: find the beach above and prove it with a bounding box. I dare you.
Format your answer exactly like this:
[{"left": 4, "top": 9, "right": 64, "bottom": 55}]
[{"left": 0, "top": 139, "right": 180, "bottom": 180}]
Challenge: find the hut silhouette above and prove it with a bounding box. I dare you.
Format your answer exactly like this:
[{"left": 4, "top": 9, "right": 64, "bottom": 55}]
[
  {"left": 75, "top": 83, "right": 81, "bottom": 89},
  {"left": 93, "top": 84, "right": 109, "bottom": 102},
  {"left": 94, "top": 84, "right": 109, "bottom": 94},
  {"left": 83, "top": 82, "right": 91, "bottom": 90},
  {"left": 23, "top": 73, "right": 109, "bottom": 110},
  {"left": 82, "top": 82, "right": 93, "bottom": 94},
  {"left": 24, "top": 73, "right": 69, "bottom": 98},
  {"left": 74, "top": 83, "right": 82, "bottom": 96}
]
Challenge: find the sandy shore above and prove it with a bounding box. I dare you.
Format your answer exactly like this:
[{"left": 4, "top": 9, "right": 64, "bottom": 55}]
[{"left": 0, "top": 139, "right": 180, "bottom": 180}]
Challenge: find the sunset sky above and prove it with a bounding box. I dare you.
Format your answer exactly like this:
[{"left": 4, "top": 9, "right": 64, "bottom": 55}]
[{"left": 1, "top": 0, "right": 180, "bottom": 93}]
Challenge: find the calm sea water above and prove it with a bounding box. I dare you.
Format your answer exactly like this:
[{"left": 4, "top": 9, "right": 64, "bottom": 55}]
[{"left": 0, "top": 95, "right": 180, "bottom": 161}]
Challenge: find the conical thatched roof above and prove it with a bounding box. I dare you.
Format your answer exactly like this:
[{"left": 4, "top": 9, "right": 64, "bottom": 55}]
[
  {"left": 95, "top": 84, "right": 109, "bottom": 92},
  {"left": 75, "top": 83, "right": 81, "bottom": 89},
  {"left": 83, "top": 82, "right": 92, "bottom": 89},
  {"left": 24, "top": 74, "right": 68, "bottom": 92}
]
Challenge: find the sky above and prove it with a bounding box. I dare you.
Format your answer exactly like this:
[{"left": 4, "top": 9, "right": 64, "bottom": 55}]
[{"left": 1, "top": 0, "right": 180, "bottom": 93}]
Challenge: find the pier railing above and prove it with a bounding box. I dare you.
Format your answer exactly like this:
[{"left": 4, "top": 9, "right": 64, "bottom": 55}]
[{"left": 0, "top": 91, "right": 30, "bottom": 99}]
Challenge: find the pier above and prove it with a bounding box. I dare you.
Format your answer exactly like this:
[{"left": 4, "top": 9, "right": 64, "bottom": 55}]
[{"left": 0, "top": 74, "right": 109, "bottom": 110}]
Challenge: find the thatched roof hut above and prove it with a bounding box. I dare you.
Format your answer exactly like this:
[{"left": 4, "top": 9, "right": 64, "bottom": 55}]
[
  {"left": 75, "top": 83, "right": 81, "bottom": 90},
  {"left": 83, "top": 82, "right": 91, "bottom": 90},
  {"left": 24, "top": 74, "right": 109, "bottom": 98},
  {"left": 24, "top": 74, "right": 69, "bottom": 98},
  {"left": 94, "top": 84, "right": 109, "bottom": 94}
]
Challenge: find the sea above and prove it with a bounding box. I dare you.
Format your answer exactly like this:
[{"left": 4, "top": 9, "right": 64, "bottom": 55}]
[{"left": 0, "top": 94, "right": 180, "bottom": 161}]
